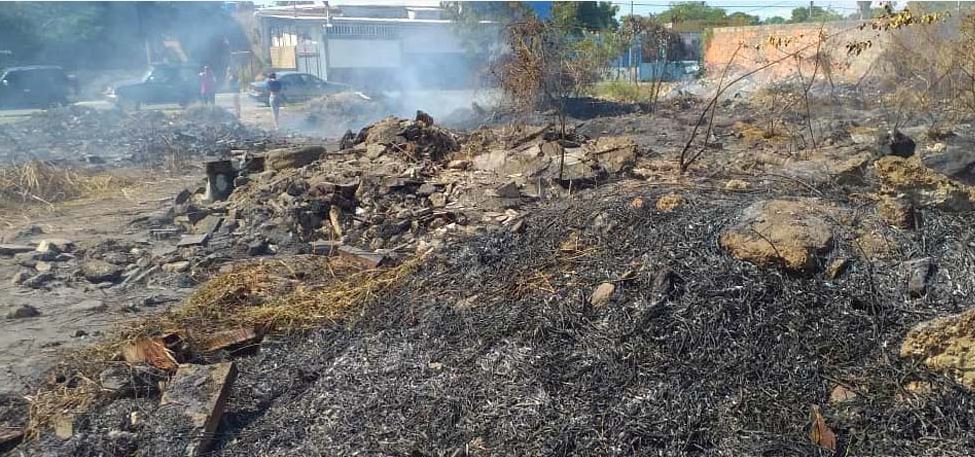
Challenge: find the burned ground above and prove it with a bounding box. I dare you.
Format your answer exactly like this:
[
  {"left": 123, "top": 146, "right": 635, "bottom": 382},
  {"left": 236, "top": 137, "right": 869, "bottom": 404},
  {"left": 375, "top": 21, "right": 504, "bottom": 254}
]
[{"left": 26, "top": 180, "right": 975, "bottom": 457}]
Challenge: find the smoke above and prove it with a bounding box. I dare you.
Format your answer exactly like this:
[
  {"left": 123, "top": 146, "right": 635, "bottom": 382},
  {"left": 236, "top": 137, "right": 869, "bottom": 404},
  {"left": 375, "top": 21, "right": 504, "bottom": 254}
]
[{"left": 283, "top": 10, "right": 505, "bottom": 137}]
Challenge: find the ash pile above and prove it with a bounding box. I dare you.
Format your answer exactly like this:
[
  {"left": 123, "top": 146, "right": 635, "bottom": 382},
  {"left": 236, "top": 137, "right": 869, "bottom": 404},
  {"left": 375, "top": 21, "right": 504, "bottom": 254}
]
[
  {"left": 23, "top": 177, "right": 975, "bottom": 456},
  {"left": 0, "top": 105, "right": 283, "bottom": 166}
]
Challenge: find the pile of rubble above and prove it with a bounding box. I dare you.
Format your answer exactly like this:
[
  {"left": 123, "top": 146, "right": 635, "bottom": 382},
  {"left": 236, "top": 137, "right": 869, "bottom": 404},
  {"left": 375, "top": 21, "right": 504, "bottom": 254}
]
[
  {"left": 140, "top": 115, "right": 641, "bottom": 269},
  {"left": 0, "top": 105, "right": 283, "bottom": 165}
]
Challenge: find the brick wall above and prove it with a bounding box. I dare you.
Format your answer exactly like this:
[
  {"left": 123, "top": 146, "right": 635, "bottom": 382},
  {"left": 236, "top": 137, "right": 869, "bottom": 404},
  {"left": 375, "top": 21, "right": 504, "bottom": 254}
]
[{"left": 703, "top": 21, "right": 885, "bottom": 84}]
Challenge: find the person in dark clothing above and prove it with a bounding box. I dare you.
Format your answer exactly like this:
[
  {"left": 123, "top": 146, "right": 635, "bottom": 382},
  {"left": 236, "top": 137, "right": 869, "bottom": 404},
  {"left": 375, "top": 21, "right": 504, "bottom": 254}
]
[{"left": 266, "top": 72, "right": 283, "bottom": 129}]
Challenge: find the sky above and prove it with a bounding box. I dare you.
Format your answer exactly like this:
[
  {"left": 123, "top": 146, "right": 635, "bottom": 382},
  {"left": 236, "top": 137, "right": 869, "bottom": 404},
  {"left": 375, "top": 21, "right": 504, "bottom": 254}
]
[
  {"left": 609, "top": 0, "right": 865, "bottom": 19},
  {"left": 276, "top": 1, "right": 883, "bottom": 21}
]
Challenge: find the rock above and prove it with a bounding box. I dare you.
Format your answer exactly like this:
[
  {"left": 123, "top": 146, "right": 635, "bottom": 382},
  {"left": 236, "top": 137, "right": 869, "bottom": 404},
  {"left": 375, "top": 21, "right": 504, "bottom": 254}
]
[
  {"left": 875, "top": 156, "right": 975, "bottom": 211},
  {"left": 415, "top": 110, "right": 434, "bottom": 126},
  {"left": 901, "top": 307, "right": 975, "bottom": 390},
  {"left": 6, "top": 304, "right": 40, "bottom": 319},
  {"left": 629, "top": 197, "right": 645, "bottom": 208},
  {"left": 590, "top": 282, "right": 615, "bottom": 307},
  {"left": 162, "top": 261, "right": 191, "bottom": 273},
  {"left": 10, "top": 271, "right": 29, "bottom": 285},
  {"left": 494, "top": 181, "right": 521, "bottom": 199},
  {"left": 22, "top": 272, "right": 54, "bottom": 289},
  {"left": 36, "top": 238, "right": 74, "bottom": 254},
  {"left": 829, "top": 385, "right": 857, "bottom": 404},
  {"left": 510, "top": 219, "right": 525, "bottom": 234},
  {"left": 0, "top": 244, "right": 34, "bottom": 256},
  {"left": 429, "top": 192, "right": 447, "bottom": 208},
  {"left": 101, "top": 251, "right": 133, "bottom": 265},
  {"left": 81, "top": 259, "right": 123, "bottom": 283},
  {"left": 15, "top": 250, "right": 56, "bottom": 266},
  {"left": 265, "top": 146, "right": 326, "bottom": 171},
  {"left": 416, "top": 182, "right": 438, "bottom": 197},
  {"left": 877, "top": 195, "right": 916, "bottom": 229},
  {"left": 587, "top": 136, "right": 637, "bottom": 174},
  {"left": 879, "top": 129, "right": 916, "bottom": 158},
  {"left": 725, "top": 179, "right": 751, "bottom": 191},
  {"left": 447, "top": 159, "right": 471, "bottom": 170},
  {"left": 904, "top": 257, "right": 934, "bottom": 298},
  {"left": 923, "top": 145, "right": 975, "bottom": 185},
  {"left": 365, "top": 143, "right": 387, "bottom": 160},
  {"left": 720, "top": 199, "right": 834, "bottom": 272},
  {"left": 782, "top": 151, "right": 873, "bottom": 186},
  {"left": 655, "top": 193, "right": 685, "bottom": 212},
  {"left": 34, "top": 261, "right": 53, "bottom": 273},
  {"left": 71, "top": 299, "right": 107, "bottom": 313},
  {"left": 159, "top": 363, "right": 238, "bottom": 456},
  {"left": 174, "top": 189, "right": 192, "bottom": 205},
  {"left": 247, "top": 240, "right": 269, "bottom": 256}
]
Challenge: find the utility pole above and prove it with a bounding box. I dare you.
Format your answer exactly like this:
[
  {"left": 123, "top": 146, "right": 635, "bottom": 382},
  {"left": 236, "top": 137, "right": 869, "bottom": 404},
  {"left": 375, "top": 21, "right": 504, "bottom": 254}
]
[
  {"left": 809, "top": 1, "right": 814, "bottom": 22},
  {"left": 629, "top": 1, "right": 636, "bottom": 83}
]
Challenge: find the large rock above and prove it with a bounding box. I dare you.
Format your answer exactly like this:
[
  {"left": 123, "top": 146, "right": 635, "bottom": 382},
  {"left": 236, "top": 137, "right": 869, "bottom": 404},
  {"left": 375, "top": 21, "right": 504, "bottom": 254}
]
[
  {"left": 875, "top": 156, "right": 975, "bottom": 211},
  {"left": 264, "top": 146, "right": 325, "bottom": 171},
  {"left": 720, "top": 199, "right": 834, "bottom": 272},
  {"left": 922, "top": 144, "right": 975, "bottom": 185},
  {"left": 901, "top": 307, "right": 975, "bottom": 390},
  {"left": 782, "top": 150, "right": 873, "bottom": 185},
  {"left": 586, "top": 136, "right": 637, "bottom": 174},
  {"left": 81, "top": 259, "right": 123, "bottom": 283}
]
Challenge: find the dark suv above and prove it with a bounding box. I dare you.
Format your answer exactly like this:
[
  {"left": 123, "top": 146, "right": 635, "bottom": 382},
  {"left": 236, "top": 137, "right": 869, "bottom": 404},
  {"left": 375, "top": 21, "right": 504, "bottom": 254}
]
[
  {"left": 108, "top": 64, "right": 199, "bottom": 110},
  {"left": 0, "top": 66, "right": 76, "bottom": 108}
]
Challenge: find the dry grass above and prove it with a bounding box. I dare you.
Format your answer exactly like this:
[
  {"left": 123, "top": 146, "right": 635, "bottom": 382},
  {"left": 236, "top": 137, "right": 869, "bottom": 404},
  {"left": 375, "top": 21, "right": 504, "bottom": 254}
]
[
  {"left": 27, "top": 254, "right": 424, "bottom": 436},
  {"left": 0, "top": 161, "right": 135, "bottom": 209}
]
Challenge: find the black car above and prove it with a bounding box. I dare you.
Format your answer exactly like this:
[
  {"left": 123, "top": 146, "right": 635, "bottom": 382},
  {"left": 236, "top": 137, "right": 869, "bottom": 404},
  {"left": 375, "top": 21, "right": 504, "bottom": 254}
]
[
  {"left": 0, "top": 66, "right": 76, "bottom": 109},
  {"left": 249, "top": 72, "right": 346, "bottom": 105},
  {"left": 108, "top": 64, "right": 199, "bottom": 110}
]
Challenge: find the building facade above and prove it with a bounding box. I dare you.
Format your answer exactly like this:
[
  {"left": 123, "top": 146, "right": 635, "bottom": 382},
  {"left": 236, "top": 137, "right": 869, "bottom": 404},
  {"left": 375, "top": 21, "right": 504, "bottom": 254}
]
[{"left": 256, "top": 4, "right": 483, "bottom": 90}]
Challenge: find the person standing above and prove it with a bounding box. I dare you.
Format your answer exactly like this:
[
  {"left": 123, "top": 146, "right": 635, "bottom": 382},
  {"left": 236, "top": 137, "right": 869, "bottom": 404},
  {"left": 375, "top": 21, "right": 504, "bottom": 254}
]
[
  {"left": 199, "top": 66, "right": 217, "bottom": 105},
  {"left": 266, "top": 72, "right": 283, "bottom": 129},
  {"left": 227, "top": 71, "right": 241, "bottom": 118}
]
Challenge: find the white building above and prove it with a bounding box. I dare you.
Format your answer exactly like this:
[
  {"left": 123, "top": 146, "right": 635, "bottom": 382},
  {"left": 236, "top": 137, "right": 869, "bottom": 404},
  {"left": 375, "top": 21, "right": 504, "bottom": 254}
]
[{"left": 255, "top": 3, "right": 489, "bottom": 90}]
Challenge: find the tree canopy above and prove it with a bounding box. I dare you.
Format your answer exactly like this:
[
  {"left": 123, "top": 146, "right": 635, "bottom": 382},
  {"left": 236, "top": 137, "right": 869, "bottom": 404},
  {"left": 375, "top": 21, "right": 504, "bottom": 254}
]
[
  {"left": 0, "top": 2, "right": 247, "bottom": 70},
  {"left": 789, "top": 5, "right": 844, "bottom": 23},
  {"left": 551, "top": 1, "right": 620, "bottom": 33},
  {"left": 656, "top": 3, "right": 729, "bottom": 24}
]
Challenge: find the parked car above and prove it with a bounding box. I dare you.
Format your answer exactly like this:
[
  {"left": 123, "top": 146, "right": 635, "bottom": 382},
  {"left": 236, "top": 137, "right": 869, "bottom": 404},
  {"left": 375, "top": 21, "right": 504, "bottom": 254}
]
[
  {"left": 0, "top": 66, "right": 76, "bottom": 109},
  {"left": 249, "top": 72, "right": 347, "bottom": 105},
  {"left": 107, "top": 64, "right": 199, "bottom": 110}
]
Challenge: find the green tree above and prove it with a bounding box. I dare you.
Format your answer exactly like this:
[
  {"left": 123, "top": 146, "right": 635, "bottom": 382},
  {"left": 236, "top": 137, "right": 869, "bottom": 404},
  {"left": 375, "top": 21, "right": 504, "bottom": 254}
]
[
  {"left": 551, "top": 1, "right": 620, "bottom": 33},
  {"left": 443, "top": 2, "right": 530, "bottom": 58},
  {"left": 765, "top": 16, "right": 787, "bottom": 24},
  {"left": 656, "top": 3, "right": 728, "bottom": 24},
  {"left": 727, "top": 11, "right": 761, "bottom": 26},
  {"left": 789, "top": 5, "right": 844, "bottom": 23}
]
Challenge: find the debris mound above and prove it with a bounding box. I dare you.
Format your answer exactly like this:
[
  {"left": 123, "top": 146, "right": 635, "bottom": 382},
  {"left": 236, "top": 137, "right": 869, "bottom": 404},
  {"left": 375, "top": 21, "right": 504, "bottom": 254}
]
[
  {"left": 351, "top": 116, "right": 459, "bottom": 163},
  {"left": 0, "top": 105, "right": 280, "bottom": 165}
]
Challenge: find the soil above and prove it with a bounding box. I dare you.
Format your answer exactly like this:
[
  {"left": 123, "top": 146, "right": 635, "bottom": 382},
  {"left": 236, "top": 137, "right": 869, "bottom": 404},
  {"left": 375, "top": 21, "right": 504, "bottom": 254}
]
[{"left": 0, "top": 171, "right": 199, "bottom": 393}]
